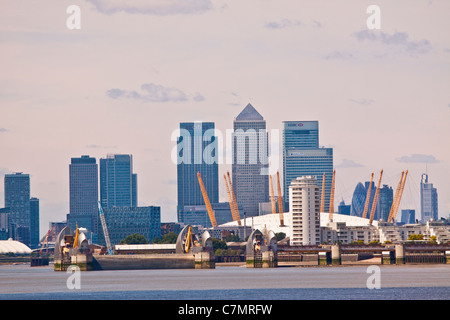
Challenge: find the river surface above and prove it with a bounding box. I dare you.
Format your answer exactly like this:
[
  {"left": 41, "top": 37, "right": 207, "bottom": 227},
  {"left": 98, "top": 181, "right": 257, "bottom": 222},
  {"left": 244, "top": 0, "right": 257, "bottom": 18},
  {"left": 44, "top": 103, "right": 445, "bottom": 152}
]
[{"left": 0, "top": 264, "right": 449, "bottom": 300}]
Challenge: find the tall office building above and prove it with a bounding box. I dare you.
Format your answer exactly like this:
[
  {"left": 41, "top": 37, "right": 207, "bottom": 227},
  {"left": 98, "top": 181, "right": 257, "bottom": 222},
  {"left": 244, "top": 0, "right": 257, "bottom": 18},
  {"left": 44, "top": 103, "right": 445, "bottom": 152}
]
[
  {"left": 289, "top": 176, "right": 321, "bottom": 246},
  {"left": 177, "top": 122, "right": 219, "bottom": 223},
  {"left": 4, "top": 173, "right": 31, "bottom": 245},
  {"left": 378, "top": 185, "right": 393, "bottom": 221},
  {"left": 67, "top": 155, "right": 99, "bottom": 234},
  {"left": 29, "top": 197, "right": 39, "bottom": 249},
  {"left": 232, "top": 104, "right": 269, "bottom": 217},
  {"left": 420, "top": 173, "right": 438, "bottom": 222},
  {"left": 282, "top": 121, "right": 333, "bottom": 212},
  {"left": 100, "top": 154, "right": 137, "bottom": 208}
]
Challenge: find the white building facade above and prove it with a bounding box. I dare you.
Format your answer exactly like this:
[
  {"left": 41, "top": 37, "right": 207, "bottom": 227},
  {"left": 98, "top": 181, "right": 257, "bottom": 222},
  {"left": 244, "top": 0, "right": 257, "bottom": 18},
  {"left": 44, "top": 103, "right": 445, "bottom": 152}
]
[{"left": 289, "top": 176, "right": 321, "bottom": 245}]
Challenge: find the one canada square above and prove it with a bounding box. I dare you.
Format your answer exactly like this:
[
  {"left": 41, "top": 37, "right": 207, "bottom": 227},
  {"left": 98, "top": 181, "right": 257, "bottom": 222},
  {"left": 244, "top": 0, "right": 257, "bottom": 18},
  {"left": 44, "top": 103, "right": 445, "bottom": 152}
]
[{"left": 232, "top": 104, "right": 269, "bottom": 217}]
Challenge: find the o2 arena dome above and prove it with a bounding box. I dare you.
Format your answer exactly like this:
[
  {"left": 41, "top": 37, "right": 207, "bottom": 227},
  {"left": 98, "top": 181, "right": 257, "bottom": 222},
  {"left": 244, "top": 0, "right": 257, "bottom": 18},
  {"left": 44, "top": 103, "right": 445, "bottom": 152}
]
[{"left": 0, "top": 238, "right": 32, "bottom": 254}]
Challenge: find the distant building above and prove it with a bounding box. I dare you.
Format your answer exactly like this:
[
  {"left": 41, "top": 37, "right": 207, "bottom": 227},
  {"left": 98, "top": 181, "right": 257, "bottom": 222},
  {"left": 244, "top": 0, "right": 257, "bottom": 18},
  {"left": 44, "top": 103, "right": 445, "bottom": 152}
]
[
  {"left": 351, "top": 180, "right": 380, "bottom": 218},
  {"left": 401, "top": 209, "right": 416, "bottom": 224},
  {"left": 100, "top": 154, "right": 137, "bottom": 208},
  {"left": 378, "top": 185, "right": 393, "bottom": 221},
  {"left": 232, "top": 104, "right": 269, "bottom": 217},
  {"left": 282, "top": 121, "right": 333, "bottom": 212},
  {"left": 0, "top": 207, "right": 10, "bottom": 240},
  {"left": 98, "top": 206, "right": 161, "bottom": 247},
  {"left": 29, "top": 197, "right": 39, "bottom": 249},
  {"left": 420, "top": 173, "right": 438, "bottom": 222},
  {"left": 338, "top": 200, "right": 351, "bottom": 216},
  {"left": 289, "top": 176, "right": 321, "bottom": 246},
  {"left": 67, "top": 155, "right": 99, "bottom": 236},
  {"left": 4, "top": 173, "right": 31, "bottom": 246},
  {"left": 180, "top": 202, "right": 244, "bottom": 228},
  {"left": 177, "top": 122, "right": 219, "bottom": 223}
]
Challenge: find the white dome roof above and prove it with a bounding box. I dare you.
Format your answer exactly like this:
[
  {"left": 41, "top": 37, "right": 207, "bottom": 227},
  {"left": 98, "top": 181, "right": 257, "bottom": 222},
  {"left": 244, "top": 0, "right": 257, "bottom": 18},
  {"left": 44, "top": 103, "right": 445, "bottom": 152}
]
[{"left": 0, "top": 238, "right": 32, "bottom": 254}]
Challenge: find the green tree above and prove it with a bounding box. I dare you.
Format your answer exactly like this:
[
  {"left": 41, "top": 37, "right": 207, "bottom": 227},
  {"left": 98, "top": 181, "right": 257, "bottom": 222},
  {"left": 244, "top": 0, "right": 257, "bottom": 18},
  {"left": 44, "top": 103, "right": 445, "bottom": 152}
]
[
  {"left": 212, "top": 238, "right": 228, "bottom": 251},
  {"left": 408, "top": 234, "right": 424, "bottom": 241},
  {"left": 119, "top": 233, "right": 149, "bottom": 245},
  {"left": 275, "top": 232, "right": 286, "bottom": 241},
  {"left": 161, "top": 232, "right": 179, "bottom": 244}
]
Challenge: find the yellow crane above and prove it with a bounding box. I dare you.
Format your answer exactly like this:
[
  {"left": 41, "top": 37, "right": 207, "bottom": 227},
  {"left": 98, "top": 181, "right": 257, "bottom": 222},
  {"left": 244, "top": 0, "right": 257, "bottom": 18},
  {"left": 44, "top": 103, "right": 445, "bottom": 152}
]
[
  {"left": 320, "top": 173, "right": 326, "bottom": 213},
  {"left": 388, "top": 170, "right": 408, "bottom": 223},
  {"left": 276, "top": 171, "right": 285, "bottom": 226},
  {"left": 227, "top": 171, "right": 241, "bottom": 225},
  {"left": 329, "top": 170, "right": 336, "bottom": 221},
  {"left": 224, "top": 173, "right": 241, "bottom": 226},
  {"left": 269, "top": 175, "right": 277, "bottom": 214},
  {"left": 362, "top": 173, "right": 374, "bottom": 219},
  {"left": 197, "top": 172, "right": 218, "bottom": 227},
  {"left": 369, "top": 169, "right": 383, "bottom": 225},
  {"left": 388, "top": 171, "right": 404, "bottom": 223}
]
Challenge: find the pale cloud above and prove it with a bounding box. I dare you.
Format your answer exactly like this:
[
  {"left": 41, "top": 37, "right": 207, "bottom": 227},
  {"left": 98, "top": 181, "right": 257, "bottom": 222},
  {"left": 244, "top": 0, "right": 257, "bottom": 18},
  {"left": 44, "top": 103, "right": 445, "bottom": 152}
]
[
  {"left": 265, "top": 19, "right": 302, "bottom": 29},
  {"left": 0, "top": 128, "right": 7, "bottom": 133},
  {"left": 396, "top": 154, "right": 439, "bottom": 163},
  {"left": 86, "top": 0, "right": 214, "bottom": 15},
  {"left": 353, "top": 30, "right": 432, "bottom": 55},
  {"left": 107, "top": 83, "right": 202, "bottom": 103},
  {"left": 336, "top": 159, "right": 364, "bottom": 168}
]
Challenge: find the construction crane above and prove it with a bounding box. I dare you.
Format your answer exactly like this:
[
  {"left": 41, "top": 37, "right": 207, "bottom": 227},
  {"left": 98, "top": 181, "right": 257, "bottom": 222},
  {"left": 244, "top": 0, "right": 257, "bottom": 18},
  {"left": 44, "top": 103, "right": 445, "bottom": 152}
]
[
  {"left": 388, "top": 171, "right": 404, "bottom": 223},
  {"left": 227, "top": 171, "right": 241, "bottom": 226},
  {"left": 269, "top": 175, "right": 277, "bottom": 214},
  {"left": 197, "top": 172, "right": 218, "bottom": 227},
  {"left": 320, "top": 173, "right": 326, "bottom": 213},
  {"left": 224, "top": 173, "right": 241, "bottom": 226},
  {"left": 388, "top": 170, "right": 408, "bottom": 223},
  {"left": 362, "top": 173, "right": 374, "bottom": 219},
  {"left": 276, "top": 171, "right": 284, "bottom": 226},
  {"left": 328, "top": 170, "right": 336, "bottom": 221},
  {"left": 369, "top": 169, "right": 383, "bottom": 225},
  {"left": 98, "top": 202, "right": 114, "bottom": 255},
  {"left": 39, "top": 230, "right": 50, "bottom": 255}
]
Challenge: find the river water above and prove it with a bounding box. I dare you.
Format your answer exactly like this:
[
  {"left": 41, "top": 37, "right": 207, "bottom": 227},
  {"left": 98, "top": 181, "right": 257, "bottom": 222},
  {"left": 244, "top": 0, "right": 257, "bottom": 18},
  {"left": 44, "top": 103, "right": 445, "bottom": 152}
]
[{"left": 1, "top": 264, "right": 449, "bottom": 300}]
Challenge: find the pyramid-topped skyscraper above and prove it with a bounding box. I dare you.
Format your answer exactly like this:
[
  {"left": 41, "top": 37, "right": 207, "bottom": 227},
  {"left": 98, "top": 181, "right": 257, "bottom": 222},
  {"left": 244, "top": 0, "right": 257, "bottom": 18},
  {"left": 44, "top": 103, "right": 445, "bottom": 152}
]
[{"left": 232, "top": 103, "right": 269, "bottom": 217}]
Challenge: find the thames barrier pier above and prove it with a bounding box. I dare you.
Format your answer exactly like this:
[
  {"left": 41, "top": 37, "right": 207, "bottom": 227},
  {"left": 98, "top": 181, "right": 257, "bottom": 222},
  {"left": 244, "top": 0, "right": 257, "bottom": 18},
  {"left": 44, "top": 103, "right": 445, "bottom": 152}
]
[{"left": 54, "top": 225, "right": 215, "bottom": 271}]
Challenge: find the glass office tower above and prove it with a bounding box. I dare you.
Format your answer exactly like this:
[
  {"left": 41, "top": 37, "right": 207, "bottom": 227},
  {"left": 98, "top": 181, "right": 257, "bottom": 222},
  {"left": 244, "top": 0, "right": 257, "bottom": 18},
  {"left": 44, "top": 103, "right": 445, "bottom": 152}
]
[
  {"left": 232, "top": 104, "right": 269, "bottom": 218},
  {"left": 420, "top": 173, "right": 438, "bottom": 222},
  {"left": 4, "top": 173, "right": 31, "bottom": 245},
  {"left": 177, "top": 122, "right": 219, "bottom": 223},
  {"left": 282, "top": 121, "right": 333, "bottom": 212},
  {"left": 67, "top": 155, "right": 99, "bottom": 235},
  {"left": 100, "top": 154, "right": 137, "bottom": 208}
]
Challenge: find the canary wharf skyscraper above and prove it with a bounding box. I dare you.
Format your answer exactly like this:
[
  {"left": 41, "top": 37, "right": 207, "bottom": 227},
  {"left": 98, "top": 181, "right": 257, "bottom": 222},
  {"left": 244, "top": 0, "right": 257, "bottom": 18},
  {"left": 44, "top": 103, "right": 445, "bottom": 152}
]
[
  {"left": 177, "top": 122, "right": 219, "bottom": 223},
  {"left": 67, "top": 155, "right": 98, "bottom": 234},
  {"left": 232, "top": 104, "right": 269, "bottom": 217},
  {"left": 100, "top": 154, "right": 137, "bottom": 208},
  {"left": 282, "top": 121, "right": 333, "bottom": 212}
]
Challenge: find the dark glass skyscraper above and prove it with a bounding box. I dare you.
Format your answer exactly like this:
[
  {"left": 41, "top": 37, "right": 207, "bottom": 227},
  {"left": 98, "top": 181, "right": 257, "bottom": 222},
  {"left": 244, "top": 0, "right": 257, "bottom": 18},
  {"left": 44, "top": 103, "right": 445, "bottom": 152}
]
[
  {"left": 232, "top": 104, "right": 269, "bottom": 218},
  {"left": 282, "top": 121, "right": 333, "bottom": 212},
  {"left": 67, "top": 155, "right": 99, "bottom": 234},
  {"left": 4, "top": 173, "right": 31, "bottom": 245},
  {"left": 420, "top": 173, "right": 438, "bottom": 222},
  {"left": 29, "top": 197, "right": 39, "bottom": 249},
  {"left": 177, "top": 122, "right": 219, "bottom": 223},
  {"left": 100, "top": 154, "right": 137, "bottom": 208}
]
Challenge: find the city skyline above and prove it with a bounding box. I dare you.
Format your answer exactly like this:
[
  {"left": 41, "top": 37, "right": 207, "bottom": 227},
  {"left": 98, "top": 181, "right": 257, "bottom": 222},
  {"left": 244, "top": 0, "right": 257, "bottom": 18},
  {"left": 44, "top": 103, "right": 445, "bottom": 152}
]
[{"left": 1, "top": 1, "right": 449, "bottom": 237}]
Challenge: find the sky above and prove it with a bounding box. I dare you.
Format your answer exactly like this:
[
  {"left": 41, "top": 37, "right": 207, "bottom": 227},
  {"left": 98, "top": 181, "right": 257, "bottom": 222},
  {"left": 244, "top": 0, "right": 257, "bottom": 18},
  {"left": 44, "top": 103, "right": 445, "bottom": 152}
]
[{"left": 1, "top": 0, "right": 449, "bottom": 237}]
